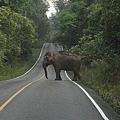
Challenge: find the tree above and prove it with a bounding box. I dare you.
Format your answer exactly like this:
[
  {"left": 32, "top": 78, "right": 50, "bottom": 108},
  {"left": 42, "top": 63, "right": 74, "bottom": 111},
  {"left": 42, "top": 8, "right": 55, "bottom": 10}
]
[
  {"left": 95, "top": 0, "right": 120, "bottom": 53},
  {"left": 21, "top": 0, "right": 48, "bottom": 39},
  {"left": 53, "top": 1, "right": 88, "bottom": 48},
  {"left": 0, "top": 7, "right": 36, "bottom": 62},
  {"left": 0, "top": 0, "right": 7, "bottom": 7},
  {"left": 0, "top": 0, "right": 29, "bottom": 12},
  {"left": 54, "top": 0, "right": 69, "bottom": 12}
]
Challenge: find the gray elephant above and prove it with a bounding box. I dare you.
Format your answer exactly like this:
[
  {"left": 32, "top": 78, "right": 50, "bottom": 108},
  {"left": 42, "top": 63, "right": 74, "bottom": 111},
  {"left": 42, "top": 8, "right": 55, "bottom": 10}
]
[{"left": 42, "top": 51, "right": 85, "bottom": 81}]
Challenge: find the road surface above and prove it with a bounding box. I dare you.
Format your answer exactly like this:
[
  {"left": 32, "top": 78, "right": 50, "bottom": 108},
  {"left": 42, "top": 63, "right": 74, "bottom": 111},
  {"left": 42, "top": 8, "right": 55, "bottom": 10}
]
[{"left": 0, "top": 43, "right": 119, "bottom": 120}]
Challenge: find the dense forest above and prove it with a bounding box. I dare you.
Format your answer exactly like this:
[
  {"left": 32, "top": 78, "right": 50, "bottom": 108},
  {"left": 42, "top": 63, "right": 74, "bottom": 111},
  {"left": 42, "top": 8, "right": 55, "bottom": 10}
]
[
  {"left": 50, "top": 0, "right": 120, "bottom": 113},
  {"left": 0, "top": 0, "right": 48, "bottom": 66},
  {"left": 0, "top": 0, "right": 120, "bottom": 113}
]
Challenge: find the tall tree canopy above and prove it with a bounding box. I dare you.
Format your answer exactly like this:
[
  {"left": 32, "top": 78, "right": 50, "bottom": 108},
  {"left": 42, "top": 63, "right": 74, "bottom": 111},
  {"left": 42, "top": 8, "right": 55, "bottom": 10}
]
[
  {"left": 0, "top": 7, "right": 35, "bottom": 62},
  {"left": 52, "top": 0, "right": 120, "bottom": 53},
  {"left": 21, "top": 0, "right": 48, "bottom": 39},
  {"left": 0, "top": 0, "right": 48, "bottom": 66}
]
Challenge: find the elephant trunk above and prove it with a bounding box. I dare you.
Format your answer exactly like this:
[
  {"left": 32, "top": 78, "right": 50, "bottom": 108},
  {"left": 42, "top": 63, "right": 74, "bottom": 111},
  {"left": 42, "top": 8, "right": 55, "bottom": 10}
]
[{"left": 42, "top": 63, "right": 48, "bottom": 79}]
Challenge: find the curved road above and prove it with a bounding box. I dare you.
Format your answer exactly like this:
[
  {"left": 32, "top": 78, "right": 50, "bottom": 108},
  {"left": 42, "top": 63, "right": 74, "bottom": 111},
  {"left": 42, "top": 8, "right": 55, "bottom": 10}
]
[{"left": 0, "top": 43, "right": 119, "bottom": 120}]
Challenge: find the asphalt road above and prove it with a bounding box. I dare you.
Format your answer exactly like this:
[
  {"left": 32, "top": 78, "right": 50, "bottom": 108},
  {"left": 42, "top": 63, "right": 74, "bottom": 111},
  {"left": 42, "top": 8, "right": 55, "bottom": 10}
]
[{"left": 0, "top": 43, "right": 119, "bottom": 120}]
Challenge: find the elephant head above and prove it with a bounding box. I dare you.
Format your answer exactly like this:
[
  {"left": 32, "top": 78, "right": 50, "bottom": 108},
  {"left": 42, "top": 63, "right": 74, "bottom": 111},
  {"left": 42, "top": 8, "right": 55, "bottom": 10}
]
[{"left": 42, "top": 52, "right": 54, "bottom": 79}]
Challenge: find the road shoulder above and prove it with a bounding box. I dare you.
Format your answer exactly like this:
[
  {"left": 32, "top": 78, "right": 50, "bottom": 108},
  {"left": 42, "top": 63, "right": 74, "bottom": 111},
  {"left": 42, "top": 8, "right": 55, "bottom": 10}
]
[{"left": 67, "top": 71, "right": 120, "bottom": 120}]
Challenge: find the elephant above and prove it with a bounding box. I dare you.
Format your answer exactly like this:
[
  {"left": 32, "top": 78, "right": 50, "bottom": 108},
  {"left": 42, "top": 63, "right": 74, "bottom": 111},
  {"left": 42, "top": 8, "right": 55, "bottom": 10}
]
[{"left": 42, "top": 51, "right": 86, "bottom": 81}]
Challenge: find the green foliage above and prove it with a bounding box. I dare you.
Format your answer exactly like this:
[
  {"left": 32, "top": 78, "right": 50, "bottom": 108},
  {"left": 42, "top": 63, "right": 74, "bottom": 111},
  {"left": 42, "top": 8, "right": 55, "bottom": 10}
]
[
  {"left": 54, "top": 0, "right": 67, "bottom": 12},
  {"left": 70, "top": 3, "right": 103, "bottom": 56},
  {"left": 60, "top": 12, "right": 77, "bottom": 31},
  {"left": 81, "top": 55, "right": 120, "bottom": 113},
  {"left": 0, "top": 48, "right": 40, "bottom": 80},
  {"left": 0, "top": 32, "right": 6, "bottom": 67},
  {"left": 0, "top": 6, "right": 36, "bottom": 63},
  {"left": 88, "top": 3, "right": 103, "bottom": 31},
  {"left": 98, "top": 0, "right": 120, "bottom": 52},
  {"left": 0, "top": 0, "right": 49, "bottom": 67},
  {"left": 21, "top": 0, "right": 48, "bottom": 39},
  {"left": 53, "top": 1, "right": 88, "bottom": 48},
  {"left": 1, "top": 0, "right": 49, "bottom": 40},
  {"left": 0, "top": 0, "right": 29, "bottom": 12}
]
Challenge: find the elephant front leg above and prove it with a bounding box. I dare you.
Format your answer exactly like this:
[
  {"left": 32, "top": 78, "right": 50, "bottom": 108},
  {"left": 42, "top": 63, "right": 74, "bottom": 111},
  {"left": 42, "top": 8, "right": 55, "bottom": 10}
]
[{"left": 54, "top": 68, "right": 62, "bottom": 80}]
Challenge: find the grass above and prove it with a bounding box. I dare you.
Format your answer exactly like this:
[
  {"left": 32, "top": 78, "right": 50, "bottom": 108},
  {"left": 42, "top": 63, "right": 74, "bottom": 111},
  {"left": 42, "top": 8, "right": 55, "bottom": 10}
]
[
  {"left": 0, "top": 48, "right": 41, "bottom": 81},
  {"left": 80, "top": 66, "right": 120, "bottom": 114}
]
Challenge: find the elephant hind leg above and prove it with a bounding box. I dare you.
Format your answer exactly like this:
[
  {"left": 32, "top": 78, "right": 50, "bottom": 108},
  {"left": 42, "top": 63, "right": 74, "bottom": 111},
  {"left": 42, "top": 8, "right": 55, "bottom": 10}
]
[
  {"left": 73, "top": 72, "right": 81, "bottom": 81},
  {"left": 73, "top": 72, "right": 77, "bottom": 81},
  {"left": 77, "top": 73, "right": 82, "bottom": 80}
]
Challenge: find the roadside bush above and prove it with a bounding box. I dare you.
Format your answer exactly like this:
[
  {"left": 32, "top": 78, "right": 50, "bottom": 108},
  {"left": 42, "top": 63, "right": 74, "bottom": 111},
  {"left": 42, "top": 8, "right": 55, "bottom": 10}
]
[
  {"left": 0, "top": 32, "right": 6, "bottom": 67},
  {"left": 0, "top": 6, "right": 36, "bottom": 62},
  {"left": 81, "top": 55, "right": 120, "bottom": 113}
]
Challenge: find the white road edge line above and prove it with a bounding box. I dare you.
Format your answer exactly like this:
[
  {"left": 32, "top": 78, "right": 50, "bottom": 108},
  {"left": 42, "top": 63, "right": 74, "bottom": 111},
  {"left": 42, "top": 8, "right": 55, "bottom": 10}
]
[
  {"left": 65, "top": 71, "right": 109, "bottom": 120},
  {"left": 3, "top": 44, "right": 46, "bottom": 82}
]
